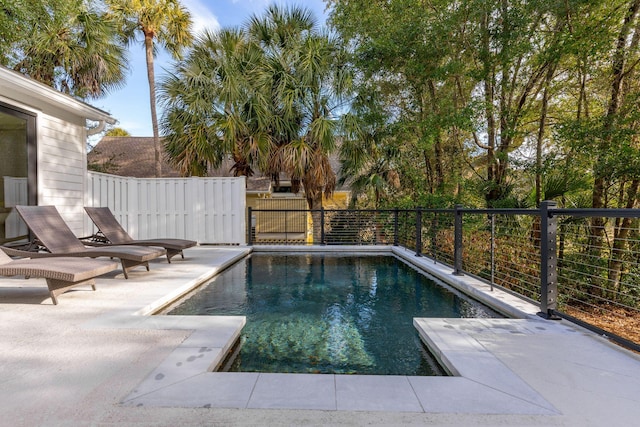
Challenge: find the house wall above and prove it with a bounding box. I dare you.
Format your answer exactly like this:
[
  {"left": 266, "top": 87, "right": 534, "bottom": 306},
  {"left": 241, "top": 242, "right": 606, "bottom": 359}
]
[
  {"left": 38, "top": 111, "right": 87, "bottom": 232},
  {"left": 323, "top": 191, "right": 350, "bottom": 209},
  {"left": 0, "top": 92, "right": 87, "bottom": 236},
  {"left": 246, "top": 192, "right": 350, "bottom": 244}
]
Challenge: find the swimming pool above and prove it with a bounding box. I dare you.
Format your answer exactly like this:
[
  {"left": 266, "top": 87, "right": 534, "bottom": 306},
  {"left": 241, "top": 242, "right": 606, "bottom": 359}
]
[{"left": 167, "top": 253, "right": 502, "bottom": 375}]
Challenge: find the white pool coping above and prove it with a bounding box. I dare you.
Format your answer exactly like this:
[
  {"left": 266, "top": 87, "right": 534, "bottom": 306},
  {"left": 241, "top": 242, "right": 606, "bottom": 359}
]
[
  {"left": 108, "top": 246, "right": 592, "bottom": 414},
  {"left": 2, "top": 245, "right": 640, "bottom": 425}
]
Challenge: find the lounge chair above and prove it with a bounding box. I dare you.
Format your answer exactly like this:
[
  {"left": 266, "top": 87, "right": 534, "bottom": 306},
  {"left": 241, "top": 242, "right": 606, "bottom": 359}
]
[
  {"left": 3, "top": 206, "right": 166, "bottom": 279},
  {"left": 0, "top": 249, "right": 118, "bottom": 304},
  {"left": 84, "top": 207, "right": 197, "bottom": 262}
]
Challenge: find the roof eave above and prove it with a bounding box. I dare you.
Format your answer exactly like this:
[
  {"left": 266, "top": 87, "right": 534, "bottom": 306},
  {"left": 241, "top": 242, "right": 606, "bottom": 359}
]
[{"left": 0, "top": 66, "right": 116, "bottom": 124}]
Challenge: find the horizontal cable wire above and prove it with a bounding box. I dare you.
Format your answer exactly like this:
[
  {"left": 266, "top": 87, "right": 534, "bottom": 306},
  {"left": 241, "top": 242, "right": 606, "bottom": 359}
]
[{"left": 249, "top": 208, "right": 640, "bottom": 347}]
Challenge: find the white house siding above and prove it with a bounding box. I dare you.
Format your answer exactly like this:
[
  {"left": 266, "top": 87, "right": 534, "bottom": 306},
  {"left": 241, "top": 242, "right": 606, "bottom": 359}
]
[
  {"left": 0, "top": 94, "right": 89, "bottom": 235},
  {"left": 0, "top": 66, "right": 113, "bottom": 238},
  {"left": 37, "top": 111, "right": 87, "bottom": 234}
]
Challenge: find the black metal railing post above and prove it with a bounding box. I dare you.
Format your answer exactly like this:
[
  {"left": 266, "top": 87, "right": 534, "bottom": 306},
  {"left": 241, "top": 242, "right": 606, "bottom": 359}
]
[
  {"left": 320, "top": 207, "right": 326, "bottom": 245},
  {"left": 393, "top": 208, "right": 399, "bottom": 246},
  {"left": 431, "top": 213, "right": 437, "bottom": 261},
  {"left": 284, "top": 210, "right": 289, "bottom": 244},
  {"left": 490, "top": 213, "right": 495, "bottom": 291},
  {"left": 453, "top": 204, "right": 463, "bottom": 275},
  {"left": 247, "top": 207, "right": 253, "bottom": 245},
  {"left": 415, "top": 207, "right": 422, "bottom": 256},
  {"left": 539, "top": 200, "right": 560, "bottom": 319},
  {"left": 401, "top": 210, "right": 407, "bottom": 247}
]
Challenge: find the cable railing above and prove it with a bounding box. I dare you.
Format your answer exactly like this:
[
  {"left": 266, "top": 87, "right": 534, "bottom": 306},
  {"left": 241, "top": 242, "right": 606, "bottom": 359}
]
[
  {"left": 247, "top": 204, "right": 640, "bottom": 351},
  {"left": 554, "top": 212, "right": 640, "bottom": 346},
  {"left": 457, "top": 210, "right": 542, "bottom": 303}
]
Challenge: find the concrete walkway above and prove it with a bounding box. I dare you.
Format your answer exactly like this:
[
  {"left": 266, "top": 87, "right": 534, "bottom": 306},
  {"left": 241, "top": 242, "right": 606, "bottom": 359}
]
[{"left": 1, "top": 246, "right": 639, "bottom": 426}]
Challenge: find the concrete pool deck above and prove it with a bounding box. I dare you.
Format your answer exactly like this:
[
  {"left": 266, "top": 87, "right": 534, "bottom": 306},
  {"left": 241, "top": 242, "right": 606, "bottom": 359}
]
[{"left": 1, "top": 245, "right": 639, "bottom": 426}]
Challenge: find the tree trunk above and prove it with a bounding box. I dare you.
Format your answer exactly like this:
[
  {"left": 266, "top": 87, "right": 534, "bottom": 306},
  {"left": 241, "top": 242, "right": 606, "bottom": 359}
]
[
  {"left": 481, "top": 10, "right": 497, "bottom": 204},
  {"left": 535, "top": 65, "right": 555, "bottom": 206},
  {"left": 426, "top": 79, "right": 444, "bottom": 191},
  {"left": 424, "top": 150, "right": 434, "bottom": 194},
  {"left": 590, "top": 0, "right": 640, "bottom": 258},
  {"left": 306, "top": 190, "right": 324, "bottom": 244},
  {"left": 607, "top": 179, "right": 639, "bottom": 298},
  {"left": 145, "top": 33, "right": 161, "bottom": 178},
  {"left": 577, "top": 56, "right": 589, "bottom": 120}
]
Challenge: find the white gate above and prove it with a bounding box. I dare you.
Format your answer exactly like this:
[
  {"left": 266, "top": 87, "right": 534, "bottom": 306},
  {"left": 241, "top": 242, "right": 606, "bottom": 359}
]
[{"left": 86, "top": 172, "right": 246, "bottom": 244}]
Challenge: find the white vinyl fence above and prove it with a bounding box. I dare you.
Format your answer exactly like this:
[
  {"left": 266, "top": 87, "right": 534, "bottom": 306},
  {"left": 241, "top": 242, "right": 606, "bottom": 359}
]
[{"left": 86, "top": 172, "right": 246, "bottom": 244}]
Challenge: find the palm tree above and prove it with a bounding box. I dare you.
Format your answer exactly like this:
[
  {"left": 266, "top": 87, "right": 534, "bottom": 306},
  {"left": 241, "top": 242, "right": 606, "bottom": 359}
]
[
  {"left": 247, "top": 5, "right": 352, "bottom": 210},
  {"left": 107, "top": 0, "right": 193, "bottom": 177},
  {"left": 7, "top": 0, "right": 127, "bottom": 98},
  {"left": 340, "top": 141, "right": 401, "bottom": 209},
  {"left": 339, "top": 95, "right": 401, "bottom": 208},
  {"left": 159, "top": 28, "right": 272, "bottom": 176},
  {"left": 160, "top": 4, "right": 351, "bottom": 217}
]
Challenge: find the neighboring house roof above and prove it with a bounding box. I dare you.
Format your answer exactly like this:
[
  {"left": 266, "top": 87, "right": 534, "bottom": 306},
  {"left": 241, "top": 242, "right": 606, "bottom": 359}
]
[
  {"left": 246, "top": 176, "right": 272, "bottom": 193},
  {"left": 88, "top": 136, "right": 275, "bottom": 190},
  {"left": 88, "top": 136, "right": 181, "bottom": 177},
  {"left": 89, "top": 136, "right": 346, "bottom": 193},
  {"left": 0, "top": 65, "right": 115, "bottom": 124}
]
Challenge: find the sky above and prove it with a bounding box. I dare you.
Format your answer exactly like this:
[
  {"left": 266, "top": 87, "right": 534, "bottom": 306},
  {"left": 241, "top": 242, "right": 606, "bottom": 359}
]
[{"left": 93, "top": 0, "right": 329, "bottom": 137}]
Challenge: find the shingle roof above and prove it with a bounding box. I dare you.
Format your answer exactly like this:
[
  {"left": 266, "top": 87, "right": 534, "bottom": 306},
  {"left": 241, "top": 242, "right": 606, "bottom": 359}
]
[
  {"left": 87, "top": 137, "right": 272, "bottom": 191},
  {"left": 88, "top": 136, "right": 344, "bottom": 192},
  {"left": 87, "top": 136, "right": 180, "bottom": 178}
]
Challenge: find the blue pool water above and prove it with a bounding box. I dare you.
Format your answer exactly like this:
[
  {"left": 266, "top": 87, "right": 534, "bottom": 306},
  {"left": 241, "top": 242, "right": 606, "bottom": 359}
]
[{"left": 168, "top": 253, "right": 501, "bottom": 375}]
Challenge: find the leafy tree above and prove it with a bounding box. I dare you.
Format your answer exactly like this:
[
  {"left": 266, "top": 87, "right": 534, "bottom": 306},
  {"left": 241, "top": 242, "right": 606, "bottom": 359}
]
[
  {"left": 2, "top": 0, "right": 127, "bottom": 98},
  {"left": 247, "top": 5, "right": 351, "bottom": 210},
  {"left": 160, "top": 27, "right": 268, "bottom": 176},
  {"left": 107, "top": 0, "right": 193, "bottom": 177},
  {"left": 339, "top": 93, "right": 401, "bottom": 208},
  {"left": 105, "top": 126, "right": 131, "bottom": 137},
  {"left": 328, "top": 0, "right": 480, "bottom": 204},
  {"left": 326, "top": 0, "right": 630, "bottom": 208},
  {"left": 586, "top": 0, "right": 640, "bottom": 293},
  {"left": 0, "top": 0, "right": 33, "bottom": 63},
  {"left": 161, "top": 5, "right": 350, "bottom": 214}
]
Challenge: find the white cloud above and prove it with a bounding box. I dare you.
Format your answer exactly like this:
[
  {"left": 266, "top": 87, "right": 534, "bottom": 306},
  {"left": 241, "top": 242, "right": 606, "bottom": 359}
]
[
  {"left": 231, "top": 0, "right": 272, "bottom": 13},
  {"left": 183, "top": 0, "right": 221, "bottom": 34}
]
